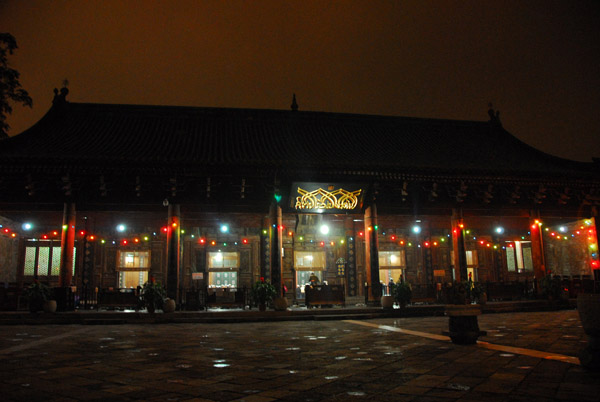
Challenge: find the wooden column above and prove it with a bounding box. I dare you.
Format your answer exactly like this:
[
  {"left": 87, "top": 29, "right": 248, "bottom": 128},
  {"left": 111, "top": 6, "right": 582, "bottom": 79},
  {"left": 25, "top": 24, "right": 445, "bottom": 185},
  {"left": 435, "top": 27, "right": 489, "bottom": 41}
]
[
  {"left": 345, "top": 216, "right": 357, "bottom": 297},
  {"left": 269, "top": 203, "right": 283, "bottom": 296},
  {"left": 592, "top": 207, "right": 599, "bottom": 281},
  {"left": 59, "top": 202, "right": 76, "bottom": 287},
  {"left": 260, "top": 216, "right": 270, "bottom": 281},
  {"left": 166, "top": 204, "right": 181, "bottom": 301},
  {"left": 364, "top": 203, "right": 381, "bottom": 303},
  {"left": 451, "top": 209, "right": 467, "bottom": 282},
  {"left": 529, "top": 210, "right": 546, "bottom": 280}
]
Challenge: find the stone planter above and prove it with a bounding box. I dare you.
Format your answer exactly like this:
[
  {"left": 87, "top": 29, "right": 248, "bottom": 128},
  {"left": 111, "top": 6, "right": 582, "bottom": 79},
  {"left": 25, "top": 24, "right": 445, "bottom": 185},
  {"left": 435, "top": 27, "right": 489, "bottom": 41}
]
[
  {"left": 273, "top": 297, "right": 288, "bottom": 311},
  {"left": 381, "top": 295, "right": 394, "bottom": 310},
  {"left": 444, "top": 304, "right": 486, "bottom": 345},
  {"left": 29, "top": 298, "right": 44, "bottom": 313},
  {"left": 163, "top": 298, "right": 176, "bottom": 313},
  {"left": 577, "top": 293, "right": 600, "bottom": 370},
  {"left": 43, "top": 300, "right": 57, "bottom": 313}
]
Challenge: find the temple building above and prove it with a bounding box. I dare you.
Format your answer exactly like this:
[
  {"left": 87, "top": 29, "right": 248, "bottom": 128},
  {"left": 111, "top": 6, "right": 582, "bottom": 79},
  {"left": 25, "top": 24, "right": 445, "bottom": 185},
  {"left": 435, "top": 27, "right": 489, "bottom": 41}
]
[{"left": 0, "top": 88, "right": 598, "bottom": 307}]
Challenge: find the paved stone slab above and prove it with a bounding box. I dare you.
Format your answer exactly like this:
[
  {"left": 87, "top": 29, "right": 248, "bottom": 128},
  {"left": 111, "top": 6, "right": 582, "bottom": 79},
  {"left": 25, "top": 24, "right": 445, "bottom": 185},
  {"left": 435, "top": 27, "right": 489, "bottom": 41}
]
[{"left": 0, "top": 310, "right": 599, "bottom": 401}]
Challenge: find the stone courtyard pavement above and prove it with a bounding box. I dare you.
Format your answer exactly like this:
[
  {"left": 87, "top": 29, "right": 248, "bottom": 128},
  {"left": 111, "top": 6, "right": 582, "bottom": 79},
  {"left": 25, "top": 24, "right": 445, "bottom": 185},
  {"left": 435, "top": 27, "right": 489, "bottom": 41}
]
[{"left": 1, "top": 310, "right": 598, "bottom": 402}]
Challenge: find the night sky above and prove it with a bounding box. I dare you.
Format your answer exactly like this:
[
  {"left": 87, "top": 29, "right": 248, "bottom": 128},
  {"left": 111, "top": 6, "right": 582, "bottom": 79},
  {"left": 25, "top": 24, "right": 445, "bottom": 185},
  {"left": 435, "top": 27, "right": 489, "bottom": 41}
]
[{"left": 1, "top": 1, "right": 599, "bottom": 162}]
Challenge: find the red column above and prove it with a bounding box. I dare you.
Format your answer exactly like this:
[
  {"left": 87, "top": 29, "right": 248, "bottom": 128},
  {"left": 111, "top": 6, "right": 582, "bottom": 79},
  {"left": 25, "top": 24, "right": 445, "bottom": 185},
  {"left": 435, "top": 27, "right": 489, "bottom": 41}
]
[
  {"left": 166, "top": 204, "right": 181, "bottom": 301},
  {"left": 59, "top": 202, "right": 76, "bottom": 287},
  {"left": 451, "top": 209, "right": 467, "bottom": 282},
  {"left": 529, "top": 210, "right": 546, "bottom": 280},
  {"left": 364, "top": 203, "right": 381, "bottom": 304}
]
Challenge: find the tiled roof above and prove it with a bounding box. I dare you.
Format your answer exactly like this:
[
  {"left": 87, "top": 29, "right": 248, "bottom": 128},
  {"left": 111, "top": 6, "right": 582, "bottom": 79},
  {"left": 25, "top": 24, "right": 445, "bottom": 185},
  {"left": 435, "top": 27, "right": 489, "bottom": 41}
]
[{"left": 0, "top": 99, "right": 596, "bottom": 180}]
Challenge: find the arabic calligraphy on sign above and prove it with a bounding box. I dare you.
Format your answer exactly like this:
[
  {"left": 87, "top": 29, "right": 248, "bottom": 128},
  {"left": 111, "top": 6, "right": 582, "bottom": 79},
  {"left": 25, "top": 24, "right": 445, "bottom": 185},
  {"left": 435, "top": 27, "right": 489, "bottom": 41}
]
[{"left": 295, "top": 187, "right": 362, "bottom": 210}]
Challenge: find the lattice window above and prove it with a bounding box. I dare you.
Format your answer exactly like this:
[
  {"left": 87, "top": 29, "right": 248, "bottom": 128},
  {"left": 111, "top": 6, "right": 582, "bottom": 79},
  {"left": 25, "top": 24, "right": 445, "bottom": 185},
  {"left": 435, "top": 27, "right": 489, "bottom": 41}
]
[
  {"left": 51, "top": 247, "right": 61, "bottom": 276},
  {"left": 72, "top": 248, "right": 76, "bottom": 276},
  {"left": 38, "top": 247, "right": 50, "bottom": 276},
  {"left": 24, "top": 247, "right": 36, "bottom": 276}
]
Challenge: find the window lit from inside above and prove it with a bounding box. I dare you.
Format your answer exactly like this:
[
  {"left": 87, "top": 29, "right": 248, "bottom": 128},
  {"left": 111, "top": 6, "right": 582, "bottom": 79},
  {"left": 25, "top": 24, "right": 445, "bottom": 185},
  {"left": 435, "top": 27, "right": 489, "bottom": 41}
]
[
  {"left": 294, "top": 251, "right": 325, "bottom": 297},
  {"left": 117, "top": 251, "right": 150, "bottom": 288},
  {"left": 23, "top": 240, "right": 76, "bottom": 278},
  {"left": 379, "top": 250, "right": 405, "bottom": 285},
  {"left": 208, "top": 252, "right": 239, "bottom": 288},
  {"left": 506, "top": 241, "right": 533, "bottom": 273}
]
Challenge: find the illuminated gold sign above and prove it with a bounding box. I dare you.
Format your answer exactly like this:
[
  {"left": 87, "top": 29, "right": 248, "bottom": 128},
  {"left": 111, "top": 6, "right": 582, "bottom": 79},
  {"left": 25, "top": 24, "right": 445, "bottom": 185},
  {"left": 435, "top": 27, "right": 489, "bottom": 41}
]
[{"left": 295, "top": 187, "right": 362, "bottom": 210}]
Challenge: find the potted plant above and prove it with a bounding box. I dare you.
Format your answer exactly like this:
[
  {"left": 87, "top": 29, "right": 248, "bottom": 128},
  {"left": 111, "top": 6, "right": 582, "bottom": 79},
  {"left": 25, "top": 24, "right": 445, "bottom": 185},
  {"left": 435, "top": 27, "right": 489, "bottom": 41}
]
[
  {"left": 470, "top": 281, "right": 487, "bottom": 305},
  {"left": 140, "top": 279, "right": 166, "bottom": 313},
  {"left": 540, "top": 274, "right": 564, "bottom": 301},
  {"left": 392, "top": 281, "right": 412, "bottom": 308},
  {"left": 577, "top": 293, "right": 600, "bottom": 369},
  {"left": 24, "top": 280, "right": 53, "bottom": 313},
  {"left": 250, "top": 277, "right": 277, "bottom": 311}
]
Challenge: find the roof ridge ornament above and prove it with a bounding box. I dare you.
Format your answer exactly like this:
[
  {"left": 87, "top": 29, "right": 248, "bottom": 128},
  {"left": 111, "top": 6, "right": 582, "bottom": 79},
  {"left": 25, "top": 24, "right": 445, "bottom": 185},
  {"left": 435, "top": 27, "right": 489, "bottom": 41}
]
[
  {"left": 291, "top": 93, "right": 298, "bottom": 112},
  {"left": 52, "top": 80, "right": 69, "bottom": 105},
  {"left": 487, "top": 102, "right": 501, "bottom": 127}
]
